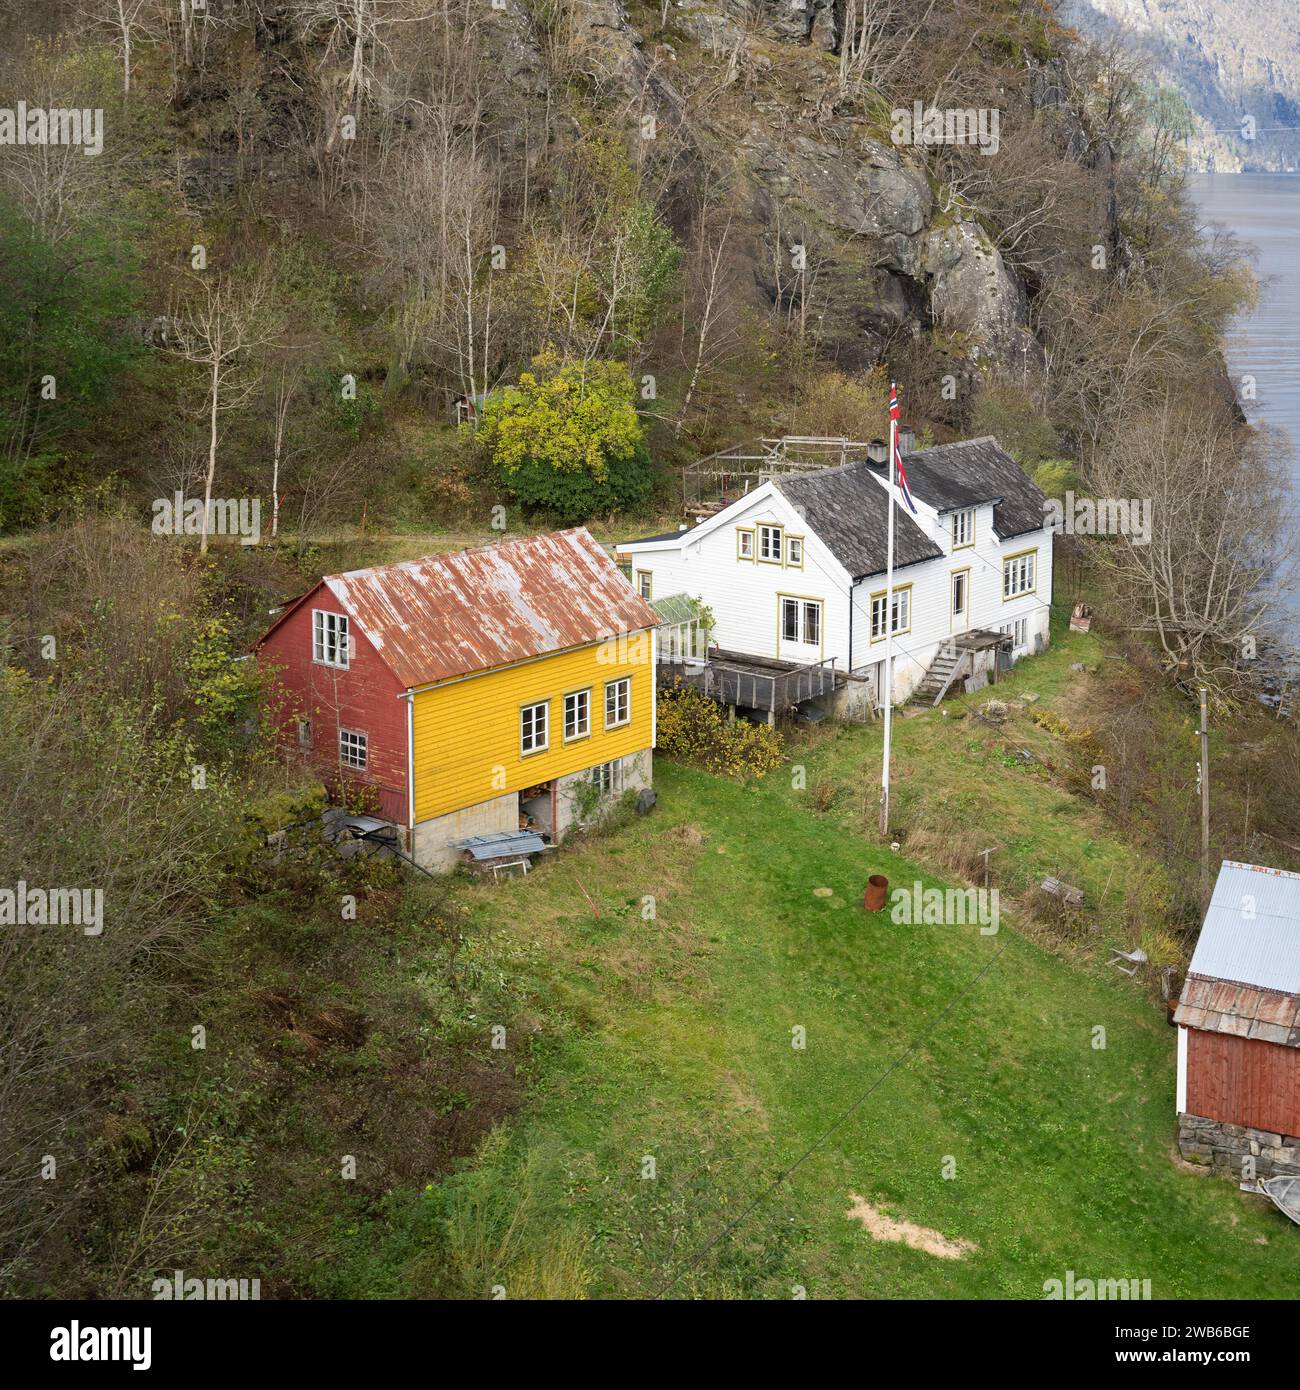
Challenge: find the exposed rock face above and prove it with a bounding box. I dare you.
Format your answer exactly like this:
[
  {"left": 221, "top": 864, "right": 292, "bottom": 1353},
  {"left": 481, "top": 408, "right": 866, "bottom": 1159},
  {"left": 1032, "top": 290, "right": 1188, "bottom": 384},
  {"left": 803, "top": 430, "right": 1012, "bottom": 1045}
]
[
  {"left": 923, "top": 220, "right": 1044, "bottom": 370},
  {"left": 487, "top": 0, "right": 1042, "bottom": 374}
]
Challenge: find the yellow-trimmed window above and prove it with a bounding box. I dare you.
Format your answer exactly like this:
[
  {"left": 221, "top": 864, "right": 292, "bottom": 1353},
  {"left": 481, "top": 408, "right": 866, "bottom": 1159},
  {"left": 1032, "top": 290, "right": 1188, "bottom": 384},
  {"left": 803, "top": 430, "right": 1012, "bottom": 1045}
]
[
  {"left": 758, "top": 523, "right": 783, "bottom": 563},
  {"left": 870, "top": 585, "right": 912, "bottom": 641},
  {"left": 736, "top": 527, "right": 755, "bottom": 561},
  {"left": 1002, "top": 549, "right": 1036, "bottom": 599}
]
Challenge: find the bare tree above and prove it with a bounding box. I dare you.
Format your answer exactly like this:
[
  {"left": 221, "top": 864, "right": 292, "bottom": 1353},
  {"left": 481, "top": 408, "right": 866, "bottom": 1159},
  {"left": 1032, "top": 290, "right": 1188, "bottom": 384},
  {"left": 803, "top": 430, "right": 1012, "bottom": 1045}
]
[
  {"left": 1086, "top": 392, "right": 1298, "bottom": 699},
  {"left": 169, "top": 271, "right": 278, "bottom": 553}
]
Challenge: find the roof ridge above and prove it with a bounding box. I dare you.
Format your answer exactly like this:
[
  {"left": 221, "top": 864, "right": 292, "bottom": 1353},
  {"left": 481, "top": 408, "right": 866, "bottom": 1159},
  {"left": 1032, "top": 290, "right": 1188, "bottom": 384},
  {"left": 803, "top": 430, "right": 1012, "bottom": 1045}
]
[{"left": 1220, "top": 858, "right": 1300, "bottom": 883}]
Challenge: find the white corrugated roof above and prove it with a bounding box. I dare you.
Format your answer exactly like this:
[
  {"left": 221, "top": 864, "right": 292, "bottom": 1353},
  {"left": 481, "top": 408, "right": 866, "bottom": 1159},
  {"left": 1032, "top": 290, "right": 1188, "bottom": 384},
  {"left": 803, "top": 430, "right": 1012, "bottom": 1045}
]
[{"left": 1187, "top": 861, "right": 1300, "bottom": 994}]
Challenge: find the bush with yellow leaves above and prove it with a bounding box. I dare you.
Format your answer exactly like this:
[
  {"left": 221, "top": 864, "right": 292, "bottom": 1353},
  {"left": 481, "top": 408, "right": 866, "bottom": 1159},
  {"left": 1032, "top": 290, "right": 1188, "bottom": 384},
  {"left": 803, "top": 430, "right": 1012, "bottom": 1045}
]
[{"left": 655, "top": 679, "right": 783, "bottom": 779}]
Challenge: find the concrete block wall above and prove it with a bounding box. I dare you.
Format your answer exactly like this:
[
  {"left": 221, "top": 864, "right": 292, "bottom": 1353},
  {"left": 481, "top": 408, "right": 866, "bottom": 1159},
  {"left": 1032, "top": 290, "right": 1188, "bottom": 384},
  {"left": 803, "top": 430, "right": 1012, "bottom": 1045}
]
[{"left": 411, "top": 790, "right": 517, "bottom": 871}]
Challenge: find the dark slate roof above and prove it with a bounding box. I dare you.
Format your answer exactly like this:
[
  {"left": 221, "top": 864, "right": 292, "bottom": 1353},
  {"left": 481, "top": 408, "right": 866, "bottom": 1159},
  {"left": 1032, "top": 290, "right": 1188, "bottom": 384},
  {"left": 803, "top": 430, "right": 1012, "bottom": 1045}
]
[
  {"left": 865, "top": 436, "right": 1046, "bottom": 540},
  {"left": 775, "top": 460, "right": 942, "bottom": 580},
  {"left": 620, "top": 526, "right": 698, "bottom": 545}
]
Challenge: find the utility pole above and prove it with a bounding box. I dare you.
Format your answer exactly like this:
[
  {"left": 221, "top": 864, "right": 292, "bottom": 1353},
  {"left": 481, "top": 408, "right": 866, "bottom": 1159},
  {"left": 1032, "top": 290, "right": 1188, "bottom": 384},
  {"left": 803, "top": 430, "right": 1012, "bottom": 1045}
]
[{"left": 1198, "top": 687, "right": 1210, "bottom": 908}]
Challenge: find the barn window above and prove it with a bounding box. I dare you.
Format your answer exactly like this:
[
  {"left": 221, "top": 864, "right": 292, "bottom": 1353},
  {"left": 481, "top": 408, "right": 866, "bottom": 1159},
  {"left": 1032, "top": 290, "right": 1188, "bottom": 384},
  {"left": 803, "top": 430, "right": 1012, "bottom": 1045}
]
[
  {"left": 521, "top": 700, "right": 549, "bottom": 755},
  {"left": 339, "top": 729, "right": 367, "bottom": 769},
  {"left": 313, "top": 610, "right": 350, "bottom": 668}
]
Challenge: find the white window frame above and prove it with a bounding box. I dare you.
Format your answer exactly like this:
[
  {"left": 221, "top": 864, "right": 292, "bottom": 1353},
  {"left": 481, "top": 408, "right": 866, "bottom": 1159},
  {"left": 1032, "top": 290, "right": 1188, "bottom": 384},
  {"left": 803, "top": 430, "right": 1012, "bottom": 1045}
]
[
  {"left": 780, "top": 596, "right": 822, "bottom": 646},
  {"left": 312, "top": 609, "right": 350, "bottom": 669},
  {"left": 521, "top": 700, "right": 549, "bottom": 755},
  {"left": 1001, "top": 616, "right": 1029, "bottom": 651},
  {"left": 758, "top": 524, "right": 783, "bottom": 563},
  {"left": 951, "top": 508, "right": 974, "bottom": 549},
  {"left": 563, "top": 688, "right": 591, "bottom": 742},
  {"left": 636, "top": 570, "right": 653, "bottom": 600},
  {"left": 1002, "top": 550, "right": 1037, "bottom": 599},
  {"left": 870, "top": 585, "right": 912, "bottom": 642},
  {"left": 594, "top": 759, "right": 625, "bottom": 797},
  {"left": 338, "top": 728, "right": 367, "bottom": 769},
  {"left": 604, "top": 677, "right": 631, "bottom": 729},
  {"left": 737, "top": 528, "right": 755, "bottom": 561},
  {"left": 785, "top": 535, "right": 804, "bottom": 567}
]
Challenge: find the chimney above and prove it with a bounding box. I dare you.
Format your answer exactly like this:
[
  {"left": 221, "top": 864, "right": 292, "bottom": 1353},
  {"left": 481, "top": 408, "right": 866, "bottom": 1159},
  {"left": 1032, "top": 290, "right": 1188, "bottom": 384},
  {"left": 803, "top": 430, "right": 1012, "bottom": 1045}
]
[
  {"left": 866, "top": 438, "right": 888, "bottom": 464},
  {"left": 897, "top": 424, "right": 917, "bottom": 455}
]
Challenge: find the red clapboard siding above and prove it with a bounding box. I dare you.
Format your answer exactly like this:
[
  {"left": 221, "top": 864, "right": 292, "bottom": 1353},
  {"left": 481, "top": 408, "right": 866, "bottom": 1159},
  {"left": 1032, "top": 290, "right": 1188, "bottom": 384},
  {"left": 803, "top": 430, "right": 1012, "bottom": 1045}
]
[
  {"left": 258, "top": 585, "right": 409, "bottom": 825},
  {"left": 1185, "top": 1029, "right": 1300, "bottom": 1136}
]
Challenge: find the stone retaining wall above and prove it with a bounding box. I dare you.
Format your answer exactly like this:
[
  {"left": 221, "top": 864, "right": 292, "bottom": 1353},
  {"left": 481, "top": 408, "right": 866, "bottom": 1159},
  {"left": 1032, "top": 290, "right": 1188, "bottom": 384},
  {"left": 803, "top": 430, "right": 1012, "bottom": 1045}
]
[{"left": 1178, "top": 1113, "right": 1300, "bottom": 1180}]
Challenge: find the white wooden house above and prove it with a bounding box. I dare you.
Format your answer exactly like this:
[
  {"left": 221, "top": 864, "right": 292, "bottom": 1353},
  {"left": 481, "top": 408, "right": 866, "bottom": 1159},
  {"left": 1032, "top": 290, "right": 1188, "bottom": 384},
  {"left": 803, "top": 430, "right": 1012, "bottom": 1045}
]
[{"left": 618, "top": 436, "right": 1053, "bottom": 715}]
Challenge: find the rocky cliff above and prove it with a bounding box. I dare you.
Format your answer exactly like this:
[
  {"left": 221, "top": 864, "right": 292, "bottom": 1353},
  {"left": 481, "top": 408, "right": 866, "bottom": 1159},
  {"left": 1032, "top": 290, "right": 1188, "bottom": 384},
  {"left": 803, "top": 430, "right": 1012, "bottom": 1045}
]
[
  {"left": 487, "top": 0, "right": 1044, "bottom": 380},
  {"left": 1063, "top": 0, "right": 1300, "bottom": 172}
]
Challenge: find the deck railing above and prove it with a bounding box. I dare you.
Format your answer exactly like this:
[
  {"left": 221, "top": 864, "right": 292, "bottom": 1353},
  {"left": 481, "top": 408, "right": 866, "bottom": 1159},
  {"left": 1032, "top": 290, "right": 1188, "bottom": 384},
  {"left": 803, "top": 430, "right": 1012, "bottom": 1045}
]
[{"left": 658, "top": 652, "right": 838, "bottom": 713}]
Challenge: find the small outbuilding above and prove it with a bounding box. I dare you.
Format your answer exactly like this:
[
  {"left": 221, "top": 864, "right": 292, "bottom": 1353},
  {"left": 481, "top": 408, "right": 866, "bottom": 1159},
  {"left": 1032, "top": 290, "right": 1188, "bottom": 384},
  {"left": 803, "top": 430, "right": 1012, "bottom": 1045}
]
[{"left": 1175, "top": 860, "right": 1300, "bottom": 1179}]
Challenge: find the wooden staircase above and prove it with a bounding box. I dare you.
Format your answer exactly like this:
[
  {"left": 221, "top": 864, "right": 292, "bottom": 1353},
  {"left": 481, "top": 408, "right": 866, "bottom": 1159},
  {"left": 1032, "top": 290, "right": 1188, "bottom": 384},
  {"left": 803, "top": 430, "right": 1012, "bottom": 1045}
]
[{"left": 909, "top": 641, "right": 968, "bottom": 708}]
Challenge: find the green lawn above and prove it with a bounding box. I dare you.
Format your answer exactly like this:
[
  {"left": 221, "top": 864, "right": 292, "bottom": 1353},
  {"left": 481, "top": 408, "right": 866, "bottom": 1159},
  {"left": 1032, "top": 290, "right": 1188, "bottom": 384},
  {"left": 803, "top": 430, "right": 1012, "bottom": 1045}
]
[{"left": 328, "top": 741, "right": 1294, "bottom": 1299}]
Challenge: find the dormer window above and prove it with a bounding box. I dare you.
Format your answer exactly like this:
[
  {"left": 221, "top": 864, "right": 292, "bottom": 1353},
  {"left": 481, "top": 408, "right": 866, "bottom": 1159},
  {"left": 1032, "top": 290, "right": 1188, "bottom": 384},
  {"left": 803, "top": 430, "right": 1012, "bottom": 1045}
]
[{"left": 951, "top": 508, "right": 974, "bottom": 549}]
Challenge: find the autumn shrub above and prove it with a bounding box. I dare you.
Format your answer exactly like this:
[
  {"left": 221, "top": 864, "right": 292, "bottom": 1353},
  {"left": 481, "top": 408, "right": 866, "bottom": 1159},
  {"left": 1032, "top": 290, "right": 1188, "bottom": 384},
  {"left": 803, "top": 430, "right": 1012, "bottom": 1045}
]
[
  {"left": 478, "top": 353, "right": 652, "bottom": 521},
  {"left": 655, "top": 680, "right": 783, "bottom": 778}
]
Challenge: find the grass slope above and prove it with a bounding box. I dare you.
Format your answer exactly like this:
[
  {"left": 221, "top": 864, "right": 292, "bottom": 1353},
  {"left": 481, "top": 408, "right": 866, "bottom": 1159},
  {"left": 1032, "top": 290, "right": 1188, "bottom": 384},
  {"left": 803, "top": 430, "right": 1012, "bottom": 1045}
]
[{"left": 328, "top": 747, "right": 1293, "bottom": 1298}]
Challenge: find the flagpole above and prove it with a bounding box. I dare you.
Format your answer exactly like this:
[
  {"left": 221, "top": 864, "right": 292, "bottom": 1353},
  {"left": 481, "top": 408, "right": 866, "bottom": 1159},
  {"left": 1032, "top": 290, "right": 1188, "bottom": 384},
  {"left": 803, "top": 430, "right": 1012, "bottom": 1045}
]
[{"left": 880, "top": 384, "right": 897, "bottom": 836}]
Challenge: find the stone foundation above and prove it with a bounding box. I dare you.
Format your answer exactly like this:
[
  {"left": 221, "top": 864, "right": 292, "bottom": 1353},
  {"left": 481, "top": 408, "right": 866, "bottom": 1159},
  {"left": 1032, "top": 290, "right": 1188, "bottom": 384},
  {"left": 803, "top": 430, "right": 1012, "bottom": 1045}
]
[{"left": 1178, "top": 1113, "right": 1300, "bottom": 1180}]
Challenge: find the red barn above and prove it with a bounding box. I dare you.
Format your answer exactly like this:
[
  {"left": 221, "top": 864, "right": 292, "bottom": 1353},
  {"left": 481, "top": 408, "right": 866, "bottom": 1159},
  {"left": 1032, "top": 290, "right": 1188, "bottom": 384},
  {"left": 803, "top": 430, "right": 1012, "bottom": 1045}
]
[{"left": 1175, "top": 861, "right": 1300, "bottom": 1180}]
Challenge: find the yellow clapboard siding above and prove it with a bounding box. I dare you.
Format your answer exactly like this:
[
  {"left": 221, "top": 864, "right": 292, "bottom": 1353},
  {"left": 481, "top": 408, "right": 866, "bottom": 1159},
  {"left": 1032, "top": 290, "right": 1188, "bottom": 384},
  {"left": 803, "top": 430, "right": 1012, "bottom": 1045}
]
[{"left": 412, "top": 636, "right": 654, "bottom": 822}]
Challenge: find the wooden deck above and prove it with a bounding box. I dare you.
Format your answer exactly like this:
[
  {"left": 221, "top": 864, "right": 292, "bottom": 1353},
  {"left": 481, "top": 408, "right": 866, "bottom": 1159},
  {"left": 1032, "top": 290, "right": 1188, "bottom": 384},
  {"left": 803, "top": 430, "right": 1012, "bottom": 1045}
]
[{"left": 658, "top": 648, "right": 840, "bottom": 714}]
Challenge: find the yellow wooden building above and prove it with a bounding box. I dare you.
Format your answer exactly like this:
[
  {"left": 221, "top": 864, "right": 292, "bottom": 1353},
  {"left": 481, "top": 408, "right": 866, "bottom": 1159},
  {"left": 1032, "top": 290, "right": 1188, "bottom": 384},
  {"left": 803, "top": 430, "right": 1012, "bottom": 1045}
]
[{"left": 258, "top": 528, "right": 659, "bottom": 871}]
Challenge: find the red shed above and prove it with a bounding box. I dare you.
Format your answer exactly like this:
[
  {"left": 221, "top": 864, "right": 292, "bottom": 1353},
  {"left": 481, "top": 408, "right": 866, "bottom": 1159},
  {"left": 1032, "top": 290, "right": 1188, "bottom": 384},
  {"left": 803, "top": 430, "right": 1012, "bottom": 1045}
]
[{"left": 1175, "top": 861, "right": 1300, "bottom": 1179}]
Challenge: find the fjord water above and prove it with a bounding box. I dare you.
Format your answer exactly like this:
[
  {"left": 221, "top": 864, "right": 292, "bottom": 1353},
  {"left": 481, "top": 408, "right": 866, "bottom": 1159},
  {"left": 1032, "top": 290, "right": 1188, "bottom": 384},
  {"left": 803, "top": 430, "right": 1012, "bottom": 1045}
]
[{"left": 1189, "top": 173, "right": 1300, "bottom": 634}]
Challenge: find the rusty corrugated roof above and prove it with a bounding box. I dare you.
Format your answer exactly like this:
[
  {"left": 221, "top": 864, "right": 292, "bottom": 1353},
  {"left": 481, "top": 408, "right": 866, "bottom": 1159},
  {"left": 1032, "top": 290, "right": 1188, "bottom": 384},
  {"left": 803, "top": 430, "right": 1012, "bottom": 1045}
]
[
  {"left": 323, "top": 527, "right": 658, "bottom": 689},
  {"left": 1174, "top": 973, "right": 1300, "bottom": 1048}
]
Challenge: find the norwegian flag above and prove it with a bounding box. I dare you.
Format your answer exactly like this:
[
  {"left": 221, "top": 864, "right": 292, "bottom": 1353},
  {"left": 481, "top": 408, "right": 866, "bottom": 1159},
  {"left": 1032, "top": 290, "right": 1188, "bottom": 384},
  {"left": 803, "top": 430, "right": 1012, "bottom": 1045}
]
[{"left": 889, "top": 384, "right": 918, "bottom": 514}]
